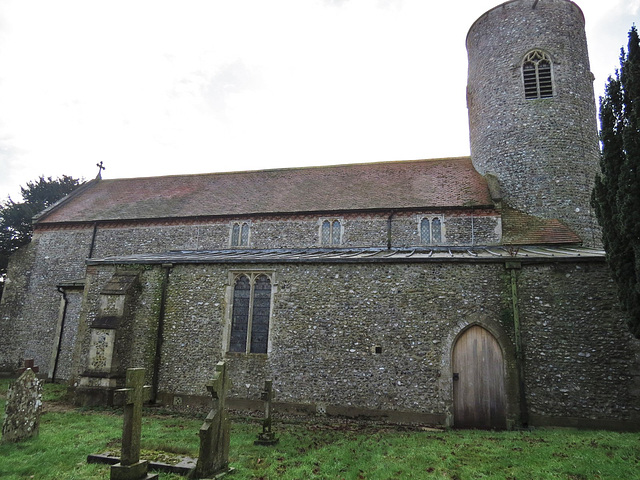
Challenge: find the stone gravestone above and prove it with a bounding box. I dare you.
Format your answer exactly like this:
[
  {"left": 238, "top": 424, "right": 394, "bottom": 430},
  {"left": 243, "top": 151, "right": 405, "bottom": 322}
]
[
  {"left": 1, "top": 368, "right": 42, "bottom": 443},
  {"left": 111, "top": 368, "right": 158, "bottom": 480},
  {"left": 254, "top": 380, "right": 278, "bottom": 446},
  {"left": 190, "top": 361, "right": 233, "bottom": 479}
]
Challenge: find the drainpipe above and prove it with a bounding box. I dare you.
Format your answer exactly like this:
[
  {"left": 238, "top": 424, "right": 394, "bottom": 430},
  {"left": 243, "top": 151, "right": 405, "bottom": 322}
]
[
  {"left": 50, "top": 286, "right": 68, "bottom": 382},
  {"left": 88, "top": 222, "right": 98, "bottom": 259},
  {"left": 506, "top": 261, "right": 529, "bottom": 427},
  {"left": 386, "top": 210, "right": 395, "bottom": 250},
  {"left": 151, "top": 263, "right": 172, "bottom": 403}
]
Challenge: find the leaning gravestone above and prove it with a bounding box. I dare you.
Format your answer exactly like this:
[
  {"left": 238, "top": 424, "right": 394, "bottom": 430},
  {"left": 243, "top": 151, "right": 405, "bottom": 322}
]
[
  {"left": 1, "top": 368, "right": 42, "bottom": 443},
  {"left": 190, "top": 361, "right": 234, "bottom": 479},
  {"left": 111, "top": 368, "right": 158, "bottom": 480}
]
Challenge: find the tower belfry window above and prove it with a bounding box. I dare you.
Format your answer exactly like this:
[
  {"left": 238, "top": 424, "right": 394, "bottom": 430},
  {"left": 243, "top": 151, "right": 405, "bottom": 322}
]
[{"left": 522, "top": 50, "right": 554, "bottom": 99}]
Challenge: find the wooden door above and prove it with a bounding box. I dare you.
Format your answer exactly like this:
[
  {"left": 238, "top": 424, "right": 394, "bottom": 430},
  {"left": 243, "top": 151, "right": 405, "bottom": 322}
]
[{"left": 452, "top": 326, "right": 507, "bottom": 429}]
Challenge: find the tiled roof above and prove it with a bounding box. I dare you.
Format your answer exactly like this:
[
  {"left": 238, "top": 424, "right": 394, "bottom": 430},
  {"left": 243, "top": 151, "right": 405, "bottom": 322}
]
[
  {"left": 37, "top": 157, "right": 492, "bottom": 224},
  {"left": 501, "top": 207, "right": 581, "bottom": 245}
]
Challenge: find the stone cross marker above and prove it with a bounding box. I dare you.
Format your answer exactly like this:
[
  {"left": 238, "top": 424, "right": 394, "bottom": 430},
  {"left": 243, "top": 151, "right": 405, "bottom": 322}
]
[
  {"left": 111, "top": 368, "right": 157, "bottom": 480},
  {"left": 191, "top": 361, "right": 233, "bottom": 479},
  {"left": 1, "top": 368, "right": 42, "bottom": 443},
  {"left": 254, "top": 380, "right": 279, "bottom": 446}
]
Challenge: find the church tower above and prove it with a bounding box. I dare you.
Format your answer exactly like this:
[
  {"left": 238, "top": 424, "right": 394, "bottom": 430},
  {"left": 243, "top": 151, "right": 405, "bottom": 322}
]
[{"left": 466, "top": 0, "right": 600, "bottom": 246}]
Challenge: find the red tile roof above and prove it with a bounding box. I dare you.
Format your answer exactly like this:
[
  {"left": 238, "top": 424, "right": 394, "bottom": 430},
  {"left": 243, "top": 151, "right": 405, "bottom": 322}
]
[
  {"left": 501, "top": 207, "right": 581, "bottom": 245},
  {"left": 37, "top": 157, "right": 492, "bottom": 223}
]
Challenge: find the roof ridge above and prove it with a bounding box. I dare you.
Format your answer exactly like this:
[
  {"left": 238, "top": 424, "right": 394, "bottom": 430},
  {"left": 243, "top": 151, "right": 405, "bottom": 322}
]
[{"left": 96, "top": 156, "right": 473, "bottom": 183}]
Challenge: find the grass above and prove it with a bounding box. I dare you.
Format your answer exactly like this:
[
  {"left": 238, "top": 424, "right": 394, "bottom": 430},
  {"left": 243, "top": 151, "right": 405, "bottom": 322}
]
[{"left": 0, "top": 379, "right": 639, "bottom": 479}]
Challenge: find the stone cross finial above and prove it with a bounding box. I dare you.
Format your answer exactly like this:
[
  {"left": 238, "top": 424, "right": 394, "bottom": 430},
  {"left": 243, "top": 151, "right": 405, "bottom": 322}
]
[
  {"left": 96, "top": 161, "right": 106, "bottom": 179},
  {"left": 254, "top": 380, "right": 279, "bottom": 446},
  {"left": 111, "top": 368, "right": 157, "bottom": 480},
  {"left": 191, "top": 361, "right": 233, "bottom": 479}
]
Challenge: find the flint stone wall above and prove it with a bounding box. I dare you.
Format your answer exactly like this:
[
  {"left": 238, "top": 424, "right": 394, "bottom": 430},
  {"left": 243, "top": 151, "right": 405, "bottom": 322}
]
[
  {"left": 77, "top": 257, "right": 640, "bottom": 428},
  {"left": 0, "top": 210, "right": 499, "bottom": 376}
]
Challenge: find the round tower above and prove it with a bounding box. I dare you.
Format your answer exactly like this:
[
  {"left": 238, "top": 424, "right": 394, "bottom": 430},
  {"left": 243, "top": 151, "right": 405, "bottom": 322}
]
[{"left": 466, "top": 0, "right": 600, "bottom": 246}]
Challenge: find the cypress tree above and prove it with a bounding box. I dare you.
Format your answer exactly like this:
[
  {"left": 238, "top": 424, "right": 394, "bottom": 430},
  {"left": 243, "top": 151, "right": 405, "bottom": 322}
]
[{"left": 592, "top": 26, "right": 640, "bottom": 338}]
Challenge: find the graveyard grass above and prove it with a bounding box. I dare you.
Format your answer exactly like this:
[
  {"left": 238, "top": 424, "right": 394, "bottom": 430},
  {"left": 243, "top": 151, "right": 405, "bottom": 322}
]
[{"left": 1, "top": 380, "right": 639, "bottom": 479}]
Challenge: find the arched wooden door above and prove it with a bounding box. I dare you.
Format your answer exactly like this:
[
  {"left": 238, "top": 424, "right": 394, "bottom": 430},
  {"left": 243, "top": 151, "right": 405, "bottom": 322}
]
[{"left": 452, "top": 325, "right": 507, "bottom": 429}]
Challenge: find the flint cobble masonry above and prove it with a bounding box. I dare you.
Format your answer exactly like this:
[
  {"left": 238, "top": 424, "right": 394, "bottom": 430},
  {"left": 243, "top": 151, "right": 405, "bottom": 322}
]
[{"left": 70, "top": 255, "right": 640, "bottom": 428}]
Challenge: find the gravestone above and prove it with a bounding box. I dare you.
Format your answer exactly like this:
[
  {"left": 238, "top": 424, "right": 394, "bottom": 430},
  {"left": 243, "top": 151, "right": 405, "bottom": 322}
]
[
  {"left": 190, "top": 361, "right": 233, "bottom": 479},
  {"left": 254, "top": 380, "right": 279, "bottom": 446},
  {"left": 111, "top": 368, "right": 158, "bottom": 480},
  {"left": 1, "top": 368, "right": 42, "bottom": 443}
]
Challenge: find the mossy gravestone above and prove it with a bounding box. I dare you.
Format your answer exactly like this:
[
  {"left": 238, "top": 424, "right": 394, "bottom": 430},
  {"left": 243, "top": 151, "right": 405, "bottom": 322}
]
[
  {"left": 190, "top": 361, "right": 233, "bottom": 479},
  {"left": 1, "top": 368, "right": 42, "bottom": 443}
]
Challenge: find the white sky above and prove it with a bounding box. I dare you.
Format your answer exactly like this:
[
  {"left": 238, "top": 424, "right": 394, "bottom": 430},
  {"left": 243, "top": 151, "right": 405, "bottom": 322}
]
[{"left": 0, "top": 0, "right": 638, "bottom": 201}]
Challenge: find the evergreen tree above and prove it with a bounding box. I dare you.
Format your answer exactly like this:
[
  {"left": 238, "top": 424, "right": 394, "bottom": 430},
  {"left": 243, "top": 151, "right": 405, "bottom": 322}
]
[
  {"left": 592, "top": 26, "right": 640, "bottom": 338},
  {"left": 0, "top": 175, "right": 81, "bottom": 299}
]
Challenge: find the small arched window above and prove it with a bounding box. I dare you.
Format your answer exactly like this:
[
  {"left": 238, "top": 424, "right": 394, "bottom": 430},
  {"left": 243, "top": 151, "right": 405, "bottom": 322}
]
[
  {"left": 320, "top": 219, "right": 342, "bottom": 245},
  {"left": 231, "top": 221, "right": 250, "bottom": 246},
  {"left": 420, "top": 216, "right": 444, "bottom": 245},
  {"left": 522, "top": 50, "right": 554, "bottom": 99}
]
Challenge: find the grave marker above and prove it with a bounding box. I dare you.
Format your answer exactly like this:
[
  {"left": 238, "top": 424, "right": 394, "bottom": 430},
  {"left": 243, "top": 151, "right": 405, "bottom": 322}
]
[
  {"left": 190, "top": 361, "right": 233, "bottom": 479},
  {"left": 254, "top": 380, "right": 279, "bottom": 446},
  {"left": 110, "top": 368, "right": 158, "bottom": 480},
  {"left": 1, "top": 368, "right": 42, "bottom": 443}
]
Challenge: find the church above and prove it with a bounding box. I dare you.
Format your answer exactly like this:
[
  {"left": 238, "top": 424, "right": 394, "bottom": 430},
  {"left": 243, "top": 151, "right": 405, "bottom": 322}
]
[{"left": 1, "top": 0, "right": 639, "bottom": 430}]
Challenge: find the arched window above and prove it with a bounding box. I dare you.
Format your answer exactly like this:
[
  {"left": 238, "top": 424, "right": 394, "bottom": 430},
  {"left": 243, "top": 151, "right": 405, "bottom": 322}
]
[
  {"left": 432, "top": 217, "right": 442, "bottom": 243},
  {"left": 522, "top": 50, "right": 554, "bottom": 99},
  {"left": 320, "top": 219, "right": 342, "bottom": 245},
  {"left": 420, "top": 218, "right": 431, "bottom": 244},
  {"left": 420, "top": 216, "right": 444, "bottom": 245},
  {"left": 229, "top": 275, "right": 251, "bottom": 352},
  {"left": 231, "top": 222, "right": 250, "bottom": 246},
  {"left": 229, "top": 273, "right": 272, "bottom": 354}
]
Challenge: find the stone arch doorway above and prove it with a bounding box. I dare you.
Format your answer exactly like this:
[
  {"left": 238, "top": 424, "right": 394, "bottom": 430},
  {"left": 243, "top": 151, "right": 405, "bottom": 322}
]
[{"left": 452, "top": 325, "right": 507, "bottom": 429}]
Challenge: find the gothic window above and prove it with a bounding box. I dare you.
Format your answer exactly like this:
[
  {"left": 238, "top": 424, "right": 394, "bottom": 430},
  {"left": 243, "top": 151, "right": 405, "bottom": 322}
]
[
  {"left": 231, "top": 222, "right": 250, "bottom": 246},
  {"left": 320, "top": 219, "right": 342, "bottom": 245},
  {"left": 229, "top": 273, "right": 272, "bottom": 354},
  {"left": 420, "top": 216, "right": 444, "bottom": 244},
  {"left": 522, "top": 50, "right": 554, "bottom": 99}
]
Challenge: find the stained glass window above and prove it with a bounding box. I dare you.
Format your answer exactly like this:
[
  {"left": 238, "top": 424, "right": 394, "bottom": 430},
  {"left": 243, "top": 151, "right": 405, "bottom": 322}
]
[
  {"left": 229, "top": 275, "right": 251, "bottom": 352},
  {"left": 250, "top": 275, "right": 272, "bottom": 354},
  {"left": 229, "top": 273, "right": 272, "bottom": 354}
]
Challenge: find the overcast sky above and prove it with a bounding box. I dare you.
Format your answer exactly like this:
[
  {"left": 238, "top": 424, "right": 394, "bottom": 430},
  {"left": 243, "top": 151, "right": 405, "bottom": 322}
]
[{"left": 0, "top": 0, "right": 638, "bottom": 201}]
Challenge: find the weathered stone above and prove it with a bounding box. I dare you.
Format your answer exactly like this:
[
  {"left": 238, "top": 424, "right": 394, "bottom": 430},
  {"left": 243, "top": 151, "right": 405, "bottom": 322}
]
[
  {"left": 1, "top": 368, "right": 42, "bottom": 443},
  {"left": 191, "top": 361, "right": 233, "bottom": 479},
  {"left": 110, "top": 368, "right": 157, "bottom": 480},
  {"left": 254, "top": 380, "right": 278, "bottom": 446}
]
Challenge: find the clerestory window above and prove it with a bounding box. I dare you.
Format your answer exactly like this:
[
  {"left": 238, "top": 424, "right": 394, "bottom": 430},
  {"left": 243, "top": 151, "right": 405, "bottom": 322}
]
[
  {"left": 522, "top": 50, "right": 554, "bottom": 99},
  {"left": 231, "top": 221, "right": 250, "bottom": 247},
  {"left": 420, "top": 216, "right": 444, "bottom": 245},
  {"left": 320, "top": 218, "right": 342, "bottom": 245},
  {"left": 229, "top": 273, "right": 272, "bottom": 354}
]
